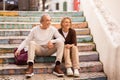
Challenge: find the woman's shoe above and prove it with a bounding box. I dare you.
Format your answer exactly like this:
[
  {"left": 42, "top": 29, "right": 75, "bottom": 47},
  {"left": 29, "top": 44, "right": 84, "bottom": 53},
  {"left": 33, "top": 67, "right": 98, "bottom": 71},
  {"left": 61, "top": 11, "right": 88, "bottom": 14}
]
[
  {"left": 67, "top": 68, "right": 73, "bottom": 76},
  {"left": 74, "top": 69, "right": 79, "bottom": 77}
]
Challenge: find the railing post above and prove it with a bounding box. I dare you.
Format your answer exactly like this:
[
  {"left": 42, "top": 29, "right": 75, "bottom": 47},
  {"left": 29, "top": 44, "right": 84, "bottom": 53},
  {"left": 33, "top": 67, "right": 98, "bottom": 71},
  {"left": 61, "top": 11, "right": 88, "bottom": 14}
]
[{"left": 3, "top": 0, "right": 5, "bottom": 11}]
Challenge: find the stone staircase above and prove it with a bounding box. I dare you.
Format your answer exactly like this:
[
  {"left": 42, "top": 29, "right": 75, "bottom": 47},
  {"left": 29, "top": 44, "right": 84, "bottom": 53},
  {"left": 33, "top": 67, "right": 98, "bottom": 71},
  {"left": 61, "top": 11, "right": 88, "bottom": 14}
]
[{"left": 0, "top": 11, "right": 107, "bottom": 80}]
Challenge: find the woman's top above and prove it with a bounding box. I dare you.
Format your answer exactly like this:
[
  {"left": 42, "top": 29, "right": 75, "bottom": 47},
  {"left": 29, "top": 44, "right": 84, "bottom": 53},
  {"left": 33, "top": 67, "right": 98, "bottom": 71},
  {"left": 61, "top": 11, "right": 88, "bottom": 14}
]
[{"left": 58, "top": 28, "right": 77, "bottom": 46}]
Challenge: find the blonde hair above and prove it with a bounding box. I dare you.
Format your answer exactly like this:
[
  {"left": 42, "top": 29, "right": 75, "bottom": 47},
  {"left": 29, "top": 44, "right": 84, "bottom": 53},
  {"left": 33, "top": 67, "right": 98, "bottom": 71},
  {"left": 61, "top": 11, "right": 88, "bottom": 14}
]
[{"left": 60, "top": 17, "right": 72, "bottom": 28}]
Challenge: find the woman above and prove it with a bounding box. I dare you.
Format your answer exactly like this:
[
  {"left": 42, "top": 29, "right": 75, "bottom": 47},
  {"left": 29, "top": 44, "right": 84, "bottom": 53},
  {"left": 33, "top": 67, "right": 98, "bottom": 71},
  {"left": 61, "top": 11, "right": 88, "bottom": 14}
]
[{"left": 58, "top": 17, "right": 80, "bottom": 77}]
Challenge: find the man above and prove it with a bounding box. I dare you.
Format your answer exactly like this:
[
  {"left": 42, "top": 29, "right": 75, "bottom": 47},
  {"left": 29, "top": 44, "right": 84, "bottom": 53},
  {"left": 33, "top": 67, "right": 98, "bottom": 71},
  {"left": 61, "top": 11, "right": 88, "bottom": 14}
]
[{"left": 15, "top": 14, "right": 65, "bottom": 77}]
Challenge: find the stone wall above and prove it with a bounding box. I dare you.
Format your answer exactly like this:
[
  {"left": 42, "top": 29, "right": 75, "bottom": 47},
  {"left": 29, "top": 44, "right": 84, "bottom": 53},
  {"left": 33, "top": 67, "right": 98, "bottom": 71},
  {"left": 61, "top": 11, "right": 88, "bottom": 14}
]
[{"left": 81, "top": 0, "right": 120, "bottom": 80}]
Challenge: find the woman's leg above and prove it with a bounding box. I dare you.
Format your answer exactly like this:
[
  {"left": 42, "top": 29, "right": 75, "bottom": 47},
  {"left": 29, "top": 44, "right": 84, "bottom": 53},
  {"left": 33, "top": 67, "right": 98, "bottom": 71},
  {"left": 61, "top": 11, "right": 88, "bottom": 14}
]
[
  {"left": 64, "top": 47, "right": 72, "bottom": 68},
  {"left": 64, "top": 47, "right": 73, "bottom": 76},
  {"left": 71, "top": 45, "right": 80, "bottom": 77},
  {"left": 71, "top": 46, "right": 80, "bottom": 69}
]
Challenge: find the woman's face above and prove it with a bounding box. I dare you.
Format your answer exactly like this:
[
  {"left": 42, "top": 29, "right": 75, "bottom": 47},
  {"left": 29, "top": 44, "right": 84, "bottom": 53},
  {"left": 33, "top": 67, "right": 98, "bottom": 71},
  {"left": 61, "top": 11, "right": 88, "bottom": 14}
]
[{"left": 62, "top": 19, "right": 71, "bottom": 30}]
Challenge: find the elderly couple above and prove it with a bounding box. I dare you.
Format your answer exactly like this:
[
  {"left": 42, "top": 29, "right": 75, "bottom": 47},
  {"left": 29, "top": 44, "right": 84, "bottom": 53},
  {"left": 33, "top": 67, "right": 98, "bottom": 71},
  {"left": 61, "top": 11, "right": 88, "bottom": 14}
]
[{"left": 15, "top": 14, "right": 80, "bottom": 77}]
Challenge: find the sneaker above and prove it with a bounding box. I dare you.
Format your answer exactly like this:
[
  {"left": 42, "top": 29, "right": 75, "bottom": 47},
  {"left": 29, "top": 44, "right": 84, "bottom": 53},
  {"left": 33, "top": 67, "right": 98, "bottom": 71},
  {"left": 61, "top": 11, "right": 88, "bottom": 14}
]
[
  {"left": 25, "top": 65, "right": 34, "bottom": 78},
  {"left": 74, "top": 69, "right": 79, "bottom": 77},
  {"left": 66, "top": 68, "right": 73, "bottom": 76},
  {"left": 25, "top": 73, "right": 34, "bottom": 79},
  {"left": 53, "top": 65, "right": 64, "bottom": 77}
]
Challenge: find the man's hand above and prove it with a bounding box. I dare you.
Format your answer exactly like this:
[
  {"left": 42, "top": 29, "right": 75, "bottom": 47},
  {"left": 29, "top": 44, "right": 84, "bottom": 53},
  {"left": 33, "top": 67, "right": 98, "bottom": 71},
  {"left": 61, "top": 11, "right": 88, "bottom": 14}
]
[
  {"left": 47, "top": 41, "right": 54, "bottom": 49},
  {"left": 14, "top": 50, "right": 20, "bottom": 57}
]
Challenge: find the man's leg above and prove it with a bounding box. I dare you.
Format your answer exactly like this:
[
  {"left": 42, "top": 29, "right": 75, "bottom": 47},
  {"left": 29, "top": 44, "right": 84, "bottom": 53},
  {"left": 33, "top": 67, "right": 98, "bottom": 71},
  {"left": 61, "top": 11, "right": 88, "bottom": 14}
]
[
  {"left": 26, "top": 41, "right": 58, "bottom": 77},
  {"left": 53, "top": 40, "right": 64, "bottom": 77},
  {"left": 26, "top": 41, "right": 43, "bottom": 77},
  {"left": 55, "top": 41, "right": 64, "bottom": 62},
  {"left": 27, "top": 42, "right": 49, "bottom": 63}
]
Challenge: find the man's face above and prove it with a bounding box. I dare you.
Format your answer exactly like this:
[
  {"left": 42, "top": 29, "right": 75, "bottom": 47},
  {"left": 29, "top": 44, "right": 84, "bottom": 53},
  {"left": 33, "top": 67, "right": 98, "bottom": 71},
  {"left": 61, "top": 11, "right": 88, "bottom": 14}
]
[{"left": 41, "top": 16, "right": 51, "bottom": 29}]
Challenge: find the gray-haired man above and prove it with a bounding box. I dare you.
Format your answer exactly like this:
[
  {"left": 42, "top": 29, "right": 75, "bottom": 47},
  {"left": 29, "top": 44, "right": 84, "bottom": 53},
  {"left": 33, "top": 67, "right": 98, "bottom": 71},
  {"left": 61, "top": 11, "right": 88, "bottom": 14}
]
[{"left": 15, "top": 14, "right": 65, "bottom": 77}]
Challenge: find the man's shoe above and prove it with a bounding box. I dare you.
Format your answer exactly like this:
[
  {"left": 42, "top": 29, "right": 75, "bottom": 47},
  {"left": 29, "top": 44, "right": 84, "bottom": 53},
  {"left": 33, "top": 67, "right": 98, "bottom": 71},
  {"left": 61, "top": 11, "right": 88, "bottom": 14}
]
[
  {"left": 25, "top": 65, "right": 34, "bottom": 78},
  {"left": 74, "top": 69, "right": 79, "bottom": 77},
  {"left": 67, "top": 68, "right": 73, "bottom": 76},
  {"left": 53, "top": 65, "right": 64, "bottom": 77}
]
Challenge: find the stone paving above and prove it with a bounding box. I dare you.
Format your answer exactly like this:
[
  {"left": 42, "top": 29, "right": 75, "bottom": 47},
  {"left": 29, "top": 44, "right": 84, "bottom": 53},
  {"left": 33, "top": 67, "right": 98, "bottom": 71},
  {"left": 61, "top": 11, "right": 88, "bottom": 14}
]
[{"left": 0, "top": 72, "right": 106, "bottom": 80}]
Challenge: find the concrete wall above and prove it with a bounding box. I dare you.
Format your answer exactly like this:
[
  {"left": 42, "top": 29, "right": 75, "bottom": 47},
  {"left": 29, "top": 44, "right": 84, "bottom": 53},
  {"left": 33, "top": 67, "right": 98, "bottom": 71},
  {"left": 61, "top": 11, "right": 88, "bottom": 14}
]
[
  {"left": 81, "top": 0, "right": 120, "bottom": 80},
  {"left": 102, "top": 0, "right": 120, "bottom": 24}
]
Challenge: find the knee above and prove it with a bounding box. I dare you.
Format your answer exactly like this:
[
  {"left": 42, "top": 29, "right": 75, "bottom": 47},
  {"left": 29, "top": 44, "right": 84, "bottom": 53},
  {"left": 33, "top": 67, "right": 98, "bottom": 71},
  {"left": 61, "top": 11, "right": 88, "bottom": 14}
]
[
  {"left": 56, "top": 40, "right": 64, "bottom": 47},
  {"left": 72, "top": 45, "right": 78, "bottom": 50},
  {"left": 64, "top": 47, "right": 70, "bottom": 53},
  {"left": 29, "top": 41, "right": 36, "bottom": 46}
]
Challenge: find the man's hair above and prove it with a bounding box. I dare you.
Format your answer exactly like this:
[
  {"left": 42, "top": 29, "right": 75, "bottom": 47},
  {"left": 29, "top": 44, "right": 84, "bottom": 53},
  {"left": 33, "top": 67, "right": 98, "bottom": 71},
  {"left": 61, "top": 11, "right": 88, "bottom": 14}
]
[{"left": 40, "top": 14, "right": 50, "bottom": 23}]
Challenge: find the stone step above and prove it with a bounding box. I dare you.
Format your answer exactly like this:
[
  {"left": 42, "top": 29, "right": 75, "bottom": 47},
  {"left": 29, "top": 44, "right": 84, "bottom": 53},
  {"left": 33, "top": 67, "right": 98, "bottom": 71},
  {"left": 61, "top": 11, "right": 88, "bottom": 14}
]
[
  {"left": 75, "top": 28, "right": 90, "bottom": 35},
  {"left": 0, "top": 43, "right": 96, "bottom": 53},
  {"left": 18, "top": 11, "right": 84, "bottom": 17},
  {"left": 0, "top": 51, "right": 99, "bottom": 64},
  {"left": 0, "top": 35, "right": 93, "bottom": 44},
  {"left": 0, "top": 11, "right": 83, "bottom": 17},
  {"left": 0, "top": 11, "right": 107, "bottom": 80},
  {"left": 0, "top": 16, "right": 86, "bottom": 22},
  {"left": 0, "top": 61, "right": 103, "bottom": 75},
  {"left": 0, "top": 72, "right": 107, "bottom": 80},
  {"left": 77, "top": 35, "right": 93, "bottom": 43},
  {"left": 0, "top": 22, "right": 88, "bottom": 29},
  {"left": 0, "top": 28, "right": 90, "bottom": 36},
  {"left": 0, "top": 11, "right": 19, "bottom": 16}
]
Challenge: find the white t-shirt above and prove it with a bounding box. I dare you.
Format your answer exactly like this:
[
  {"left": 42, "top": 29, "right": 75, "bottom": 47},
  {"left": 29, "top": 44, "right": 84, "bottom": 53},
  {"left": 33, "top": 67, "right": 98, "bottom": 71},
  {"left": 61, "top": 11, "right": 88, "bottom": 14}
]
[{"left": 62, "top": 31, "right": 68, "bottom": 38}]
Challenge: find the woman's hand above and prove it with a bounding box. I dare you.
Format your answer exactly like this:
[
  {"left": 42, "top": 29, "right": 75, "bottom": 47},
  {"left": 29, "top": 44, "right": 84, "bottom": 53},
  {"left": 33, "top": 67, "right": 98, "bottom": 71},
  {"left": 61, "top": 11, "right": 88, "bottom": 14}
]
[{"left": 65, "top": 44, "right": 73, "bottom": 49}]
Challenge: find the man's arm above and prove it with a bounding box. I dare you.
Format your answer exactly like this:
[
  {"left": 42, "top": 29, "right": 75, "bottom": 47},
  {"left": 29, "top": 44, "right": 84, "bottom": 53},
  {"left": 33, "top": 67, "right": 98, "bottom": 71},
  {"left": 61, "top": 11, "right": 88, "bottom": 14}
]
[
  {"left": 18, "top": 30, "right": 34, "bottom": 51},
  {"left": 50, "top": 29, "right": 65, "bottom": 43},
  {"left": 15, "top": 30, "right": 34, "bottom": 56}
]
